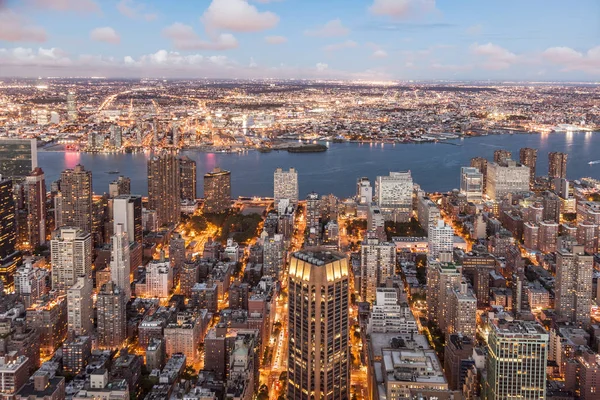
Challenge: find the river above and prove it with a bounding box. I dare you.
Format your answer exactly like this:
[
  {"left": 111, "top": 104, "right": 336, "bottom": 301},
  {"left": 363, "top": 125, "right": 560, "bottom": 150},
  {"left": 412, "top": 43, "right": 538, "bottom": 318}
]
[{"left": 38, "top": 131, "right": 600, "bottom": 198}]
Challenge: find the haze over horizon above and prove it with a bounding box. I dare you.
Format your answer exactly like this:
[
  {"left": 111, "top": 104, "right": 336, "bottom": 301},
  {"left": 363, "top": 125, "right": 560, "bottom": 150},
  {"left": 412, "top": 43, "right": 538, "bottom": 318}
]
[{"left": 0, "top": 0, "right": 599, "bottom": 81}]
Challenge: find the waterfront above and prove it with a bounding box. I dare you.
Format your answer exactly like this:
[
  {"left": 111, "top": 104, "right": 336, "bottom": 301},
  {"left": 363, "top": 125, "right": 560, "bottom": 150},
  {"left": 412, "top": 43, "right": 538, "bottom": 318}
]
[{"left": 39, "top": 132, "right": 600, "bottom": 198}]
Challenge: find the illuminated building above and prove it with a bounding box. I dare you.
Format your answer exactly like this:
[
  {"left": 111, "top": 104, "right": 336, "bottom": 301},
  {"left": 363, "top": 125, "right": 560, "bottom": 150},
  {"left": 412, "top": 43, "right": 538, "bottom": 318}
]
[
  {"left": 555, "top": 245, "right": 593, "bottom": 325},
  {"left": 538, "top": 220, "right": 558, "bottom": 253},
  {"left": 148, "top": 152, "right": 181, "bottom": 226},
  {"left": 444, "top": 334, "right": 474, "bottom": 391},
  {"left": 485, "top": 160, "right": 530, "bottom": 201},
  {"left": 493, "top": 149, "right": 512, "bottom": 164},
  {"left": 67, "top": 91, "right": 78, "bottom": 121},
  {"left": 470, "top": 157, "right": 488, "bottom": 192},
  {"left": 460, "top": 167, "right": 483, "bottom": 203},
  {"left": 426, "top": 255, "right": 461, "bottom": 330},
  {"left": 375, "top": 171, "right": 413, "bottom": 222},
  {"left": 15, "top": 371, "right": 65, "bottom": 400},
  {"left": 50, "top": 227, "right": 92, "bottom": 293},
  {"left": 108, "top": 176, "right": 130, "bottom": 198},
  {"left": 287, "top": 249, "right": 350, "bottom": 400},
  {"left": 164, "top": 312, "right": 202, "bottom": 363},
  {"left": 67, "top": 276, "right": 93, "bottom": 336},
  {"left": 262, "top": 234, "right": 284, "bottom": 278},
  {"left": 0, "top": 354, "right": 29, "bottom": 399},
  {"left": 180, "top": 260, "right": 199, "bottom": 298},
  {"left": 136, "top": 255, "right": 172, "bottom": 299},
  {"left": 59, "top": 165, "right": 92, "bottom": 233},
  {"left": 62, "top": 334, "right": 92, "bottom": 374},
  {"left": 446, "top": 282, "right": 477, "bottom": 340},
  {"left": 519, "top": 147, "right": 537, "bottom": 185},
  {"left": 367, "top": 288, "right": 417, "bottom": 334},
  {"left": 203, "top": 167, "right": 231, "bottom": 213},
  {"left": 169, "top": 232, "right": 186, "bottom": 272},
  {"left": 26, "top": 295, "right": 67, "bottom": 356},
  {"left": 360, "top": 234, "right": 396, "bottom": 304},
  {"left": 427, "top": 219, "right": 454, "bottom": 258},
  {"left": 0, "top": 176, "right": 20, "bottom": 292},
  {"left": 416, "top": 196, "right": 441, "bottom": 234},
  {"left": 305, "top": 192, "right": 321, "bottom": 246},
  {"left": 485, "top": 319, "right": 548, "bottom": 400},
  {"left": 274, "top": 167, "right": 298, "bottom": 208},
  {"left": 179, "top": 156, "right": 197, "bottom": 201},
  {"left": 96, "top": 281, "right": 127, "bottom": 349},
  {"left": 110, "top": 223, "right": 131, "bottom": 300},
  {"left": 356, "top": 177, "right": 373, "bottom": 205},
  {"left": 0, "top": 138, "right": 37, "bottom": 180},
  {"left": 549, "top": 151, "right": 568, "bottom": 179},
  {"left": 112, "top": 195, "right": 142, "bottom": 245},
  {"left": 23, "top": 168, "right": 46, "bottom": 250}
]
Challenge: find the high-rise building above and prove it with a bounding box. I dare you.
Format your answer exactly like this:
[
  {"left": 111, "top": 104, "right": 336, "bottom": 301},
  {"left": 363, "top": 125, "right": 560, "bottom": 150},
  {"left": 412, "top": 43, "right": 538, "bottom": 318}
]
[
  {"left": 523, "top": 222, "right": 539, "bottom": 250},
  {"left": 470, "top": 157, "right": 488, "bottom": 192},
  {"left": 164, "top": 312, "right": 202, "bottom": 362},
  {"left": 169, "top": 232, "right": 186, "bottom": 271},
  {"left": 538, "top": 220, "right": 558, "bottom": 253},
  {"left": 67, "top": 276, "right": 93, "bottom": 336},
  {"left": 96, "top": 281, "right": 127, "bottom": 349},
  {"left": 460, "top": 167, "right": 483, "bottom": 203},
  {"left": 180, "top": 260, "right": 199, "bottom": 298},
  {"left": 273, "top": 168, "right": 298, "bottom": 208},
  {"left": 428, "top": 219, "right": 454, "bottom": 258},
  {"left": 179, "top": 156, "right": 197, "bottom": 201},
  {"left": 443, "top": 334, "right": 474, "bottom": 391},
  {"left": 109, "top": 125, "right": 122, "bottom": 149},
  {"left": 549, "top": 152, "right": 568, "bottom": 179},
  {"left": 147, "top": 152, "right": 181, "bottom": 226},
  {"left": 15, "top": 262, "right": 47, "bottom": 307},
  {"left": 0, "top": 139, "right": 37, "bottom": 180},
  {"left": 416, "top": 196, "right": 441, "bottom": 234},
  {"left": 360, "top": 235, "right": 396, "bottom": 304},
  {"left": 446, "top": 282, "right": 477, "bottom": 340},
  {"left": 305, "top": 192, "right": 321, "bottom": 246},
  {"left": 112, "top": 195, "right": 143, "bottom": 245},
  {"left": 555, "top": 245, "right": 593, "bottom": 325},
  {"left": 23, "top": 168, "right": 46, "bottom": 249},
  {"left": 67, "top": 91, "right": 78, "bottom": 121},
  {"left": 287, "top": 250, "right": 350, "bottom": 400},
  {"left": 108, "top": 176, "right": 130, "bottom": 198},
  {"left": 59, "top": 165, "right": 92, "bottom": 233},
  {"left": 110, "top": 223, "right": 131, "bottom": 300},
  {"left": 485, "top": 160, "right": 530, "bottom": 201},
  {"left": 375, "top": 171, "right": 413, "bottom": 222},
  {"left": 0, "top": 354, "right": 29, "bottom": 399},
  {"left": 0, "top": 176, "right": 21, "bottom": 292},
  {"left": 50, "top": 227, "right": 92, "bottom": 292},
  {"left": 485, "top": 319, "right": 548, "bottom": 400},
  {"left": 426, "top": 256, "right": 461, "bottom": 330},
  {"left": 203, "top": 167, "right": 231, "bottom": 214},
  {"left": 356, "top": 177, "right": 373, "bottom": 205},
  {"left": 519, "top": 147, "right": 537, "bottom": 185},
  {"left": 493, "top": 149, "right": 512, "bottom": 164},
  {"left": 263, "top": 234, "right": 284, "bottom": 278}
]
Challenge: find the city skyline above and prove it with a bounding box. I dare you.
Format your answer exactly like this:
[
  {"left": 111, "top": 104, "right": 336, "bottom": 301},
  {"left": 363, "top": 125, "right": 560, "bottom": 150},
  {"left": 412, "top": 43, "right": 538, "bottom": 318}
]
[{"left": 0, "top": 0, "right": 599, "bottom": 81}]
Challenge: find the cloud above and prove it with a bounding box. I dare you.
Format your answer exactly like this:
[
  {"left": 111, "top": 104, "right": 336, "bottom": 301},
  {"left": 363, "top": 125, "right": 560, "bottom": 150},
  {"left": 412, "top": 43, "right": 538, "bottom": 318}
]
[
  {"left": 0, "top": 10, "right": 47, "bottom": 42},
  {"left": 470, "top": 42, "right": 518, "bottom": 70},
  {"left": 265, "top": 35, "right": 287, "bottom": 44},
  {"left": 28, "top": 0, "right": 100, "bottom": 13},
  {"left": 305, "top": 19, "right": 349, "bottom": 37},
  {"left": 542, "top": 46, "right": 600, "bottom": 74},
  {"left": 466, "top": 24, "right": 482, "bottom": 35},
  {"left": 117, "top": 0, "right": 157, "bottom": 21},
  {"left": 369, "top": 0, "right": 437, "bottom": 19},
  {"left": 0, "top": 47, "right": 72, "bottom": 68},
  {"left": 316, "top": 63, "right": 328, "bottom": 71},
  {"left": 323, "top": 40, "right": 358, "bottom": 52},
  {"left": 162, "top": 22, "right": 238, "bottom": 51},
  {"left": 90, "top": 27, "right": 120, "bottom": 44},
  {"left": 373, "top": 49, "right": 388, "bottom": 58},
  {"left": 202, "top": 0, "right": 279, "bottom": 32}
]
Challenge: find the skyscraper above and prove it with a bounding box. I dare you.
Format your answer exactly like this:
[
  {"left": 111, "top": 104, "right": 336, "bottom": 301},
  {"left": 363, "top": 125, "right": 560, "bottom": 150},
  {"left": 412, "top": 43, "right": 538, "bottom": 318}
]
[
  {"left": 273, "top": 167, "right": 298, "bottom": 208},
  {"left": 460, "top": 167, "right": 483, "bottom": 203},
  {"left": 108, "top": 176, "right": 130, "bottom": 198},
  {"left": 493, "top": 149, "right": 512, "bottom": 164},
  {"left": 360, "top": 235, "right": 396, "bottom": 304},
  {"left": 148, "top": 152, "right": 181, "bottom": 226},
  {"left": 23, "top": 168, "right": 46, "bottom": 249},
  {"left": 555, "top": 245, "right": 593, "bottom": 325},
  {"left": 50, "top": 227, "right": 92, "bottom": 293},
  {"left": 287, "top": 250, "right": 350, "bottom": 400},
  {"left": 112, "top": 195, "right": 143, "bottom": 245},
  {"left": 66, "top": 91, "right": 78, "bottom": 121},
  {"left": 179, "top": 156, "right": 197, "bottom": 201},
  {"left": 96, "top": 281, "right": 127, "bottom": 350},
  {"left": 0, "top": 138, "right": 37, "bottom": 180},
  {"left": 428, "top": 219, "right": 454, "bottom": 258},
  {"left": 356, "top": 177, "right": 373, "bottom": 205},
  {"left": 203, "top": 167, "right": 231, "bottom": 213},
  {"left": 446, "top": 282, "right": 477, "bottom": 340},
  {"left": 67, "top": 276, "right": 93, "bottom": 336},
  {"left": 470, "top": 157, "right": 488, "bottom": 192},
  {"left": 375, "top": 171, "right": 413, "bottom": 222},
  {"left": 485, "top": 319, "right": 548, "bottom": 400},
  {"left": 0, "top": 175, "right": 20, "bottom": 292},
  {"left": 110, "top": 223, "right": 131, "bottom": 300},
  {"left": 549, "top": 152, "right": 568, "bottom": 179},
  {"left": 426, "top": 256, "right": 461, "bottom": 330},
  {"left": 59, "top": 165, "right": 92, "bottom": 233},
  {"left": 519, "top": 147, "right": 537, "bottom": 185},
  {"left": 485, "top": 160, "right": 530, "bottom": 201}
]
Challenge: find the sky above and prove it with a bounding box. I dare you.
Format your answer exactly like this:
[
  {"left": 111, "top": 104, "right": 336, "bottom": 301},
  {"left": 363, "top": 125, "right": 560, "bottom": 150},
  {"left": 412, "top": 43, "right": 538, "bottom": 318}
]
[{"left": 0, "top": 0, "right": 599, "bottom": 81}]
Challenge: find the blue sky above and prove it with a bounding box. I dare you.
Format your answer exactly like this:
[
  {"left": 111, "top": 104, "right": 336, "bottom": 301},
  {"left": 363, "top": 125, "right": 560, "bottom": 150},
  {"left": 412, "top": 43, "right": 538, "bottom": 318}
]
[{"left": 0, "top": 0, "right": 599, "bottom": 80}]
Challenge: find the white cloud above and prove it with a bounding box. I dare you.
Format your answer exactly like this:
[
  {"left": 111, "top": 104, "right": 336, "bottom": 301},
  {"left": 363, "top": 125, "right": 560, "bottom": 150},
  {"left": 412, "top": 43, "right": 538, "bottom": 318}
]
[
  {"left": 470, "top": 42, "right": 518, "bottom": 70},
  {"left": 305, "top": 19, "right": 349, "bottom": 37},
  {"left": 542, "top": 46, "right": 600, "bottom": 74},
  {"left": 323, "top": 40, "right": 358, "bottom": 52},
  {"left": 202, "top": 0, "right": 279, "bottom": 32},
  {"left": 0, "top": 10, "right": 47, "bottom": 42},
  {"left": 373, "top": 49, "right": 388, "bottom": 58},
  {"left": 316, "top": 63, "right": 328, "bottom": 71},
  {"left": 466, "top": 24, "right": 482, "bottom": 35},
  {"left": 117, "top": 0, "right": 157, "bottom": 21},
  {"left": 369, "top": 0, "right": 437, "bottom": 19},
  {"left": 162, "top": 23, "right": 238, "bottom": 51},
  {"left": 28, "top": 0, "right": 100, "bottom": 13},
  {"left": 265, "top": 35, "right": 287, "bottom": 44},
  {"left": 90, "top": 27, "right": 121, "bottom": 44},
  {"left": 0, "top": 47, "right": 72, "bottom": 67}
]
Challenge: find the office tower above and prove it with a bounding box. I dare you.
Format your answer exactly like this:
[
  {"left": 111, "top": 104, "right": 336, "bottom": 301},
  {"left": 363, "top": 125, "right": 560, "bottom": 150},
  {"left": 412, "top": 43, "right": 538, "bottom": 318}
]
[
  {"left": 555, "top": 245, "right": 593, "bottom": 325},
  {"left": 460, "top": 167, "right": 483, "bottom": 203},
  {"left": 549, "top": 152, "right": 568, "bottom": 179},
  {"left": 447, "top": 282, "right": 477, "bottom": 340},
  {"left": 112, "top": 195, "right": 142, "bottom": 245},
  {"left": 493, "top": 149, "right": 512, "bottom": 164},
  {"left": 360, "top": 235, "right": 396, "bottom": 304},
  {"left": 287, "top": 250, "right": 350, "bottom": 400},
  {"left": 110, "top": 223, "right": 131, "bottom": 300},
  {"left": 108, "top": 176, "right": 130, "bottom": 198},
  {"left": 273, "top": 167, "right": 298, "bottom": 208},
  {"left": 15, "top": 262, "right": 47, "bottom": 307},
  {"left": 203, "top": 167, "right": 231, "bottom": 213},
  {"left": 96, "top": 281, "right": 127, "bottom": 349},
  {"left": 485, "top": 160, "right": 530, "bottom": 201},
  {"left": 367, "top": 204, "right": 386, "bottom": 241},
  {"left": 59, "top": 164, "right": 92, "bottom": 233},
  {"left": 179, "top": 156, "right": 197, "bottom": 201},
  {"left": 263, "top": 234, "right": 284, "bottom": 278},
  {"left": 538, "top": 220, "right": 558, "bottom": 253},
  {"left": 416, "top": 196, "right": 441, "bottom": 234},
  {"left": 0, "top": 138, "right": 37, "bottom": 180},
  {"left": 67, "top": 276, "right": 93, "bottom": 336},
  {"left": 444, "top": 334, "right": 474, "bottom": 391},
  {"left": 470, "top": 157, "right": 488, "bottom": 192},
  {"left": 147, "top": 152, "right": 181, "bottom": 226},
  {"left": 305, "top": 192, "right": 321, "bottom": 246},
  {"left": 67, "top": 91, "right": 78, "bottom": 121},
  {"left": 428, "top": 219, "right": 454, "bottom": 258},
  {"left": 356, "top": 177, "right": 372, "bottom": 205},
  {"left": 519, "top": 147, "right": 537, "bottom": 185},
  {"left": 50, "top": 227, "right": 92, "bottom": 292},
  {"left": 426, "top": 257, "right": 461, "bottom": 330},
  {"left": 23, "top": 168, "right": 46, "bottom": 249},
  {"left": 485, "top": 319, "right": 548, "bottom": 400},
  {"left": 375, "top": 171, "right": 413, "bottom": 222},
  {"left": 0, "top": 176, "right": 20, "bottom": 292}
]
